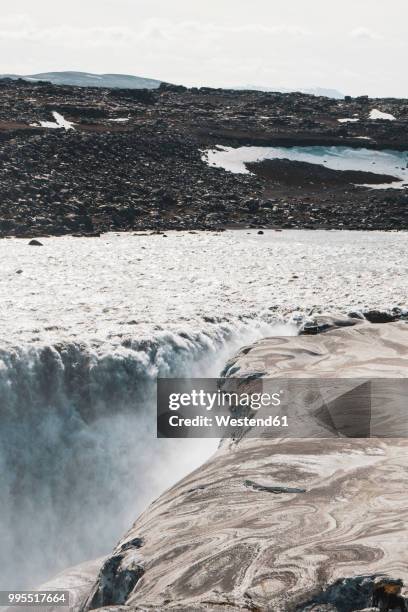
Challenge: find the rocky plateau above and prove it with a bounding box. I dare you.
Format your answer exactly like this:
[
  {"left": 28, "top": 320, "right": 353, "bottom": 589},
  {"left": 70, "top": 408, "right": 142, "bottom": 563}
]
[{"left": 1, "top": 79, "right": 408, "bottom": 237}]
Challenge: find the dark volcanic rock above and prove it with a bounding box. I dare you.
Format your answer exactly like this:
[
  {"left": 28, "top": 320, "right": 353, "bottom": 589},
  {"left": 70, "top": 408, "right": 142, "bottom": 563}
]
[
  {"left": 244, "top": 479, "right": 306, "bottom": 494},
  {"left": 83, "top": 553, "right": 144, "bottom": 610},
  {"left": 298, "top": 575, "right": 379, "bottom": 611},
  {"left": 0, "top": 79, "right": 408, "bottom": 236},
  {"left": 363, "top": 310, "right": 399, "bottom": 323},
  {"left": 246, "top": 158, "right": 400, "bottom": 186}
]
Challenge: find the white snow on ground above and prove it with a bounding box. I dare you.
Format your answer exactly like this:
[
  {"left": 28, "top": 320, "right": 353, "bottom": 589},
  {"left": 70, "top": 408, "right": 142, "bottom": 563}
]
[
  {"left": 338, "top": 118, "right": 360, "bottom": 123},
  {"left": 205, "top": 145, "right": 408, "bottom": 187},
  {"left": 109, "top": 117, "right": 130, "bottom": 122},
  {"left": 39, "top": 111, "right": 75, "bottom": 130},
  {"left": 1, "top": 230, "right": 407, "bottom": 348},
  {"left": 369, "top": 109, "right": 396, "bottom": 121},
  {"left": 359, "top": 180, "right": 408, "bottom": 189}
]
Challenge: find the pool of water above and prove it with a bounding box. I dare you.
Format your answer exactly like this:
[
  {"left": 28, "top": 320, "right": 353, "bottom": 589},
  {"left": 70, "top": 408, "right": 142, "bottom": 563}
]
[{"left": 205, "top": 145, "right": 408, "bottom": 188}]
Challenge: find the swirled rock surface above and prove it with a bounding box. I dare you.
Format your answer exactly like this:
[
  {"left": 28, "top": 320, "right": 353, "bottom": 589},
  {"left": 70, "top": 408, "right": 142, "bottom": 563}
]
[{"left": 49, "top": 317, "right": 408, "bottom": 611}]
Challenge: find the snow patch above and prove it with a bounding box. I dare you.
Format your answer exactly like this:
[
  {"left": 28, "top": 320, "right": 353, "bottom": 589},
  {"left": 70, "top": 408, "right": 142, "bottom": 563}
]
[
  {"left": 369, "top": 109, "right": 396, "bottom": 121},
  {"left": 39, "top": 111, "right": 75, "bottom": 131},
  {"left": 204, "top": 145, "right": 408, "bottom": 185},
  {"left": 358, "top": 180, "right": 408, "bottom": 190}
]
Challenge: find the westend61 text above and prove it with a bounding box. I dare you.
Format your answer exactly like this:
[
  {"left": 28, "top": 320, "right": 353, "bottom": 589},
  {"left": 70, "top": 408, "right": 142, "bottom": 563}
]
[{"left": 168, "top": 414, "right": 289, "bottom": 427}]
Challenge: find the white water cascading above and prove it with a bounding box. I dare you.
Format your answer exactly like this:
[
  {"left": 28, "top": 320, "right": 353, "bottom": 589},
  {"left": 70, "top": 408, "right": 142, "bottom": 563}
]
[{"left": 0, "top": 320, "right": 294, "bottom": 588}]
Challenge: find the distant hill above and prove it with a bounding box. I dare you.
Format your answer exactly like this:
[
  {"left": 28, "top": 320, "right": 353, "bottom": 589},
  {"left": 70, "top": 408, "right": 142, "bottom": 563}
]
[
  {"left": 0, "top": 71, "right": 163, "bottom": 89},
  {"left": 237, "top": 85, "right": 345, "bottom": 99},
  {"left": 0, "top": 71, "right": 344, "bottom": 98},
  {"left": 302, "top": 87, "right": 344, "bottom": 99}
]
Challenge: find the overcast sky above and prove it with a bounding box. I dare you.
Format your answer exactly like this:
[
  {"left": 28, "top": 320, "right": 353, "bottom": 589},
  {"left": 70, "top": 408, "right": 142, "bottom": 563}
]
[{"left": 0, "top": 0, "right": 406, "bottom": 97}]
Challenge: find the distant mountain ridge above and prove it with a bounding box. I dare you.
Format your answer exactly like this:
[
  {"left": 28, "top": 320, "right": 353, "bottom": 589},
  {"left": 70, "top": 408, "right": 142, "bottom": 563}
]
[
  {"left": 0, "top": 71, "right": 344, "bottom": 98},
  {"left": 0, "top": 71, "right": 163, "bottom": 89},
  {"left": 236, "top": 85, "right": 345, "bottom": 99}
]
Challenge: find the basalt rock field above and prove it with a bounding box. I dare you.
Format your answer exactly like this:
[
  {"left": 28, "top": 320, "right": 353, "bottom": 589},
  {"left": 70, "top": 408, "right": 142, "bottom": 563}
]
[{"left": 1, "top": 78, "right": 408, "bottom": 237}]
